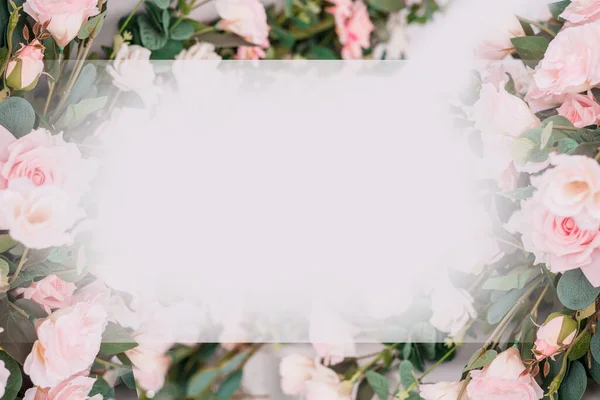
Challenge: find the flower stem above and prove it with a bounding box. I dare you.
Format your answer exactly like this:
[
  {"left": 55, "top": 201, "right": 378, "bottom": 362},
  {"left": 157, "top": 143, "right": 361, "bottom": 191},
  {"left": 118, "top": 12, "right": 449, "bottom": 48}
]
[
  {"left": 516, "top": 16, "right": 556, "bottom": 38},
  {"left": 8, "top": 301, "right": 30, "bottom": 319},
  {"left": 350, "top": 343, "right": 401, "bottom": 383},
  {"left": 119, "top": 0, "right": 144, "bottom": 35},
  {"left": 95, "top": 357, "right": 128, "bottom": 369},
  {"left": 9, "top": 247, "right": 29, "bottom": 285}
]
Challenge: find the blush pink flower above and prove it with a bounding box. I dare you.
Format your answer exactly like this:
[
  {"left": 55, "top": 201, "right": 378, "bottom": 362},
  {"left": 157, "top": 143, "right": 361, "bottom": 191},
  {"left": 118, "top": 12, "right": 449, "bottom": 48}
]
[
  {"left": 329, "top": 0, "right": 374, "bottom": 60},
  {"left": 216, "top": 0, "right": 269, "bottom": 45},
  {"left": 0, "top": 179, "right": 85, "bottom": 249},
  {"left": 304, "top": 364, "right": 351, "bottom": 400},
  {"left": 235, "top": 43, "right": 268, "bottom": 60},
  {"left": 6, "top": 40, "right": 44, "bottom": 91},
  {"left": 534, "top": 154, "right": 600, "bottom": 220},
  {"left": 125, "top": 332, "right": 172, "bottom": 393},
  {"left": 17, "top": 275, "right": 77, "bottom": 314},
  {"left": 561, "top": 0, "right": 600, "bottom": 25},
  {"left": 474, "top": 15, "right": 525, "bottom": 60},
  {"left": 467, "top": 347, "right": 544, "bottom": 400},
  {"left": 23, "top": 374, "right": 102, "bottom": 400},
  {"left": 280, "top": 354, "right": 316, "bottom": 395},
  {"left": 533, "top": 315, "right": 577, "bottom": 361},
  {"left": 420, "top": 381, "right": 468, "bottom": 400},
  {"left": 525, "top": 75, "right": 567, "bottom": 113},
  {"left": 534, "top": 21, "right": 600, "bottom": 95},
  {"left": 23, "top": 0, "right": 100, "bottom": 48},
  {"left": 23, "top": 302, "right": 108, "bottom": 388},
  {"left": 558, "top": 91, "right": 600, "bottom": 128},
  {"left": 0, "top": 360, "right": 10, "bottom": 398},
  {"left": 0, "top": 128, "right": 95, "bottom": 197},
  {"left": 520, "top": 190, "right": 600, "bottom": 286}
]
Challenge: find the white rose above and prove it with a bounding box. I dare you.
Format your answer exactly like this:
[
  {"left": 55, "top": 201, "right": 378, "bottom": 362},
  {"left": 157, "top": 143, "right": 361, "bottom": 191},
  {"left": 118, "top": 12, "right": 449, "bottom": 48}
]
[
  {"left": 106, "top": 44, "right": 159, "bottom": 107},
  {"left": 216, "top": 0, "right": 269, "bottom": 45},
  {"left": 429, "top": 286, "right": 477, "bottom": 337},
  {"left": 172, "top": 42, "right": 221, "bottom": 86},
  {"left": 0, "top": 179, "right": 85, "bottom": 249},
  {"left": 420, "top": 381, "right": 468, "bottom": 400}
]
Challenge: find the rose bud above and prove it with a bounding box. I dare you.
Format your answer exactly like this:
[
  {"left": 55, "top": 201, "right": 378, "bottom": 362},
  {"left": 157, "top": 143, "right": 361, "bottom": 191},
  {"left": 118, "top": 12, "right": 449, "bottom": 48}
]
[
  {"left": 533, "top": 313, "right": 577, "bottom": 360},
  {"left": 6, "top": 40, "right": 44, "bottom": 91}
]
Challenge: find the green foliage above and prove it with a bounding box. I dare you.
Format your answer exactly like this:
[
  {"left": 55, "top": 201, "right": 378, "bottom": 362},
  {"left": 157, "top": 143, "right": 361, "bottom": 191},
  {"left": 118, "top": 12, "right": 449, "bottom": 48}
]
[
  {"left": 78, "top": 10, "right": 107, "bottom": 40},
  {"left": 154, "top": 0, "right": 171, "bottom": 9},
  {"left": 557, "top": 269, "right": 600, "bottom": 310},
  {"left": 483, "top": 267, "right": 539, "bottom": 291},
  {"left": 138, "top": 14, "right": 168, "bottom": 50},
  {"left": 367, "top": 0, "right": 405, "bottom": 12},
  {"left": 187, "top": 368, "right": 219, "bottom": 397},
  {"left": 170, "top": 20, "right": 195, "bottom": 40},
  {"left": 215, "top": 370, "right": 243, "bottom": 400},
  {"left": 510, "top": 36, "right": 549, "bottom": 68},
  {"left": 464, "top": 350, "right": 497, "bottom": 372},
  {"left": 548, "top": 0, "right": 571, "bottom": 21},
  {"left": 590, "top": 330, "right": 600, "bottom": 363},
  {"left": 559, "top": 361, "right": 587, "bottom": 400},
  {"left": 0, "top": 97, "right": 35, "bottom": 138},
  {"left": 365, "top": 371, "right": 389, "bottom": 400},
  {"left": 520, "top": 314, "right": 537, "bottom": 360},
  {"left": 399, "top": 360, "right": 416, "bottom": 389},
  {"left": 99, "top": 322, "right": 138, "bottom": 355},
  {"left": 57, "top": 96, "right": 107, "bottom": 129},
  {"left": 0, "top": 351, "right": 22, "bottom": 400},
  {"left": 487, "top": 288, "right": 525, "bottom": 324},
  {"left": 568, "top": 331, "right": 590, "bottom": 361},
  {"left": 89, "top": 376, "right": 115, "bottom": 398},
  {"left": 0, "top": 297, "right": 36, "bottom": 364},
  {"left": 0, "top": 235, "right": 17, "bottom": 254}
]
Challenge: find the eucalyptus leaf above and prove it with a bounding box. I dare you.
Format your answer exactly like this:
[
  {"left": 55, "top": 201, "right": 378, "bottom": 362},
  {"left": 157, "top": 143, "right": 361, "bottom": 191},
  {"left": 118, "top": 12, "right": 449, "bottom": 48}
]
[
  {"left": 367, "top": 0, "right": 405, "bottom": 12},
  {"left": 89, "top": 376, "right": 115, "bottom": 398},
  {"left": 195, "top": 32, "right": 256, "bottom": 48},
  {"left": 482, "top": 267, "right": 539, "bottom": 291},
  {"left": 487, "top": 288, "right": 525, "bottom": 325},
  {"left": 463, "top": 350, "right": 497, "bottom": 372},
  {"left": 187, "top": 368, "right": 219, "bottom": 397},
  {"left": 510, "top": 36, "right": 549, "bottom": 68},
  {"left": 590, "top": 331, "right": 600, "bottom": 363},
  {"left": 548, "top": 0, "right": 571, "bottom": 20},
  {"left": 568, "top": 331, "right": 590, "bottom": 361},
  {"left": 365, "top": 371, "right": 389, "bottom": 400},
  {"left": 0, "top": 298, "right": 36, "bottom": 364},
  {"left": 500, "top": 186, "right": 535, "bottom": 201},
  {"left": 78, "top": 10, "right": 107, "bottom": 39},
  {"left": 216, "top": 370, "right": 243, "bottom": 400},
  {"left": 559, "top": 361, "right": 587, "bottom": 400},
  {"left": 0, "top": 235, "right": 17, "bottom": 253},
  {"left": 0, "top": 351, "right": 22, "bottom": 400},
  {"left": 0, "top": 97, "right": 35, "bottom": 138},
  {"left": 154, "top": 0, "right": 170, "bottom": 9},
  {"left": 557, "top": 269, "right": 600, "bottom": 310},
  {"left": 558, "top": 138, "right": 579, "bottom": 154},
  {"left": 57, "top": 96, "right": 107, "bottom": 129},
  {"left": 99, "top": 322, "right": 138, "bottom": 355},
  {"left": 399, "top": 360, "right": 416, "bottom": 389},
  {"left": 66, "top": 63, "right": 97, "bottom": 105}
]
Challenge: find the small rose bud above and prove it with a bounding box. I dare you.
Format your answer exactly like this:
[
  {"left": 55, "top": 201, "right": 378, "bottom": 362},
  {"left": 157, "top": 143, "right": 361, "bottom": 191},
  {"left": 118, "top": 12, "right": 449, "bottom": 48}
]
[
  {"left": 533, "top": 313, "right": 577, "bottom": 361},
  {"left": 6, "top": 40, "right": 44, "bottom": 91}
]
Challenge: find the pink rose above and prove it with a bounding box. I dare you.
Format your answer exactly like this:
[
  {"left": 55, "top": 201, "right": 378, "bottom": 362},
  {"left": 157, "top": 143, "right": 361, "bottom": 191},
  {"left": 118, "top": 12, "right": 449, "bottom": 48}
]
[
  {"left": 0, "top": 179, "right": 85, "bottom": 249},
  {"left": 534, "top": 154, "right": 600, "bottom": 220},
  {"left": 520, "top": 189, "right": 600, "bottom": 286},
  {"left": 280, "top": 354, "right": 316, "bottom": 395},
  {"left": 17, "top": 275, "right": 77, "bottom": 314},
  {"left": 474, "top": 15, "right": 525, "bottom": 60},
  {"left": 23, "top": 374, "right": 102, "bottom": 400},
  {"left": 304, "top": 364, "right": 351, "bottom": 400},
  {"left": 328, "top": 0, "right": 374, "bottom": 60},
  {"left": 525, "top": 75, "right": 567, "bottom": 113},
  {"left": 467, "top": 347, "right": 544, "bottom": 400},
  {"left": 420, "top": 381, "right": 467, "bottom": 400},
  {"left": 0, "top": 128, "right": 94, "bottom": 197},
  {"left": 534, "top": 21, "right": 600, "bottom": 95},
  {"left": 558, "top": 91, "right": 600, "bottom": 128},
  {"left": 24, "top": 302, "right": 108, "bottom": 388},
  {"left": 472, "top": 82, "right": 540, "bottom": 175},
  {"left": 216, "top": 0, "right": 269, "bottom": 45},
  {"left": 23, "top": 0, "right": 100, "bottom": 48},
  {"left": 533, "top": 315, "right": 577, "bottom": 360},
  {"left": 6, "top": 40, "right": 44, "bottom": 91},
  {"left": 561, "top": 0, "right": 600, "bottom": 25},
  {"left": 125, "top": 332, "right": 172, "bottom": 393},
  {"left": 0, "top": 360, "right": 10, "bottom": 398},
  {"left": 235, "top": 43, "right": 268, "bottom": 61}
]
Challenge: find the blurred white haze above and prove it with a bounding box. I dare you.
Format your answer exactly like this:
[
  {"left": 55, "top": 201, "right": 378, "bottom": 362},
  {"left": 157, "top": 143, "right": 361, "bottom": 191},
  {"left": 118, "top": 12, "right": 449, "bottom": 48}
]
[{"left": 88, "top": 0, "right": 552, "bottom": 343}]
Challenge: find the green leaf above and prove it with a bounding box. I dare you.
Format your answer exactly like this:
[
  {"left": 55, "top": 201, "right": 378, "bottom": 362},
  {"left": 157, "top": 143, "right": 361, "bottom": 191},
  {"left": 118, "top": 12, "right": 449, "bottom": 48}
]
[
  {"left": 154, "top": 0, "right": 170, "bottom": 9},
  {"left": 590, "top": 330, "right": 600, "bottom": 363},
  {"left": 500, "top": 186, "right": 535, "bottom": 201},
  {"left": 284, "top": 0, "right": 293, "bottom": 17},
  {"left": 195, "top": 32, "right": 255, "bottom": 48},
  {"left": 100, "top": 322, "right": 138, "bottom": 355},
  {"left": 178, "top": 0, "right": 191, "bottom": 14},
  {"left": 308, "top": 45, "right": 338, "bottom": 60},
  {"left": 187, "top": 368, "right": 219, "bottom": 397},
  {"left": 482, "top": 267, "right": 539, "bottom": 291},
  {"left": 367, "top": 0, "right": 405, "bottom": 12},
  {"left": 89, "top": 376, "right": 115, "bottom": 398},
  {"left": 66, "top": 63, "right": 97, "bottom": 105},
  {"left": 365, "top": 371, "right": 389, "bottom": 400},
  {"left": 0, "top": 351, "right": 21, "bottom": 400},
  {"left": 520, "top": 315, "right": 536, "bottom": 360},
  {"left": 138, "top": 14, "right": 168, "bottom": 50},
  {"left": 559, "top": 361, "right": 587, "bottom": 400},
  {"left": 216, "top": 370, "right": 243, "bottom": 399},
  {"left": 399, "top": 360, "right": 416, "bottom": 389},
  {"left": 463, "top": 350, "right": 497, "bottom": 372},
  {"left": 357, "top": 377, "right": 375, "bottom": 400},
  {"left": 13, "top": 298, "right": 47, "bottom": 318},
  {"left": 557, "top": 269, "right": 600, "bottom": 310},
  {"left": 548, "top": 0, "right": 571, "bottom": 21},
  {"left": 43, "top": 37, "right": 60, "bottom": 81},
  {"left": 151, "top": 39, "right": 184, "bottom": 59},
  {"left": 119, "top": 369, "right": 136, "bottom": 389},
  {"left": 57, "top": 96, "right": 107, "bottom": 129},
  {"left": 220, "top": 350, "right": 251, "bottom": 375},
  {"left": 410, "top": 323, "right": 437, "bottom": 360},
  {"left": 170, "top": 20, "right": 195, "bottom": 40},
  {"left": 78, "top": 10, "right": 107, "bottom": 39},
  {"left": 558, "top": 138, "right": 579, "bottom": 154},
  {"left": 0, "top": 235, "right": 17, "bottom": 253},
  {"left": 0, "top": 97, "right": 35, "bottom": 138},
  {"left": 0, "top": 2, "right": 9, "bottom": 47},
  {"left": 487, "top": 288, "right": 525, "bottom": 324},
  {"left": 589, "top": 358, "right": 600, "bottom": 384},
  {"left": 510, "top": 36, "right": 549, "bottom": 69},
  {"left": 568, "top": 331, "right": 590, "bottom": 361},
  {"left": 0, "top": 298, "right": 36, "bottom": 364}
]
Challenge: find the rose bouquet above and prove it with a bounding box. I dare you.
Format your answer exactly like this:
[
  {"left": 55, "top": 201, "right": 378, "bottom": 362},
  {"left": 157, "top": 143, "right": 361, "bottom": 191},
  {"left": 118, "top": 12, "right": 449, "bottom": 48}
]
[{"left": 0, "top": 0, "right": 454, "bottom": 399}]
